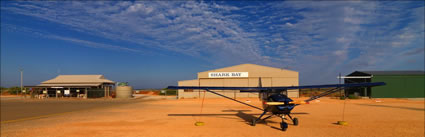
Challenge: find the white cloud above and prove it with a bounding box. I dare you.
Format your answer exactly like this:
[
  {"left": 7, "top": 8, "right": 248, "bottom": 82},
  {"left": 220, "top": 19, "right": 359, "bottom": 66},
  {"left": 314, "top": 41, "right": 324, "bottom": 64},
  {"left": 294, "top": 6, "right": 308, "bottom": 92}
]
[
  {"left": 334, "top": 50, "right": 347, "bottom": 56},
  {"left": 1, "top": 1, "right": 423, "bottom": 84},
  {"left": 186, "top": 27, "right": 202, "bottom": 32},
  {"left": 285, "top": 22, "right": 294, "bottom": 27},
  {"left": 127, "top": 3, "right": 154, "bottom": 13},
  {"left": 2, "top": 1, "right": 268, "bottom": 64},
  {"left": 253, "top": 1, "right": 424, "bottom": 84}
]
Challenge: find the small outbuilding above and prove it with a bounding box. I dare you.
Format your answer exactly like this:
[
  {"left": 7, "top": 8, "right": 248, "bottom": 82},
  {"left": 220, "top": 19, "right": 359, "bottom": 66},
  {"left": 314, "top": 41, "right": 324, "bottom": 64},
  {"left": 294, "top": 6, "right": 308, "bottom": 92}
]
[
  {"left": 344, "top": 71, "right": 424, "bottom": 98},
  {"left": 177, "top": 64, "right": 299, "bottom": 99}
]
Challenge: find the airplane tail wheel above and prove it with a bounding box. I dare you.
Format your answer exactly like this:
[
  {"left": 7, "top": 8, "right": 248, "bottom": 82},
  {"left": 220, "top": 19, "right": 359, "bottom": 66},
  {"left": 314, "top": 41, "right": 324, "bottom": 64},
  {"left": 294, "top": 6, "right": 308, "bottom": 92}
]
[
  {"left": 251, "top": 118, "right": 256, "bottom": 126},
  {"left": 293, "top": 118, "right": 299, "bottom": 126},
  {"left": 280, "top": 122, "right": 288, "bottom": 131}
]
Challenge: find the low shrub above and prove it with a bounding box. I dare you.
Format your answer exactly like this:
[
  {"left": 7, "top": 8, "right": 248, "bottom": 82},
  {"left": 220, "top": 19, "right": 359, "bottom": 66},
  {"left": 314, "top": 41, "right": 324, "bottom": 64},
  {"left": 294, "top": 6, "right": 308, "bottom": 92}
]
[
  {"left": 159, "top": 90, "right": 177, "bottom": 95},
  {"left": 7, "top": 87, "right": 21, "bottom": 95},
  {"left": 348, "top": 94, "right": 361, "bottom": 99}
]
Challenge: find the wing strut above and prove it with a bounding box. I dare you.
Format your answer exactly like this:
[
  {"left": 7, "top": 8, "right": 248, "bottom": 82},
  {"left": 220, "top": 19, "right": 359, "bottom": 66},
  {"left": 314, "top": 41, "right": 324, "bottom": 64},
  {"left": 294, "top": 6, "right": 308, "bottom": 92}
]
[
  {"left": 205, "top": 89, "right": 264, "bottom": 111},
  {"left": 304, "top": 87, "right": 344, "bottom": 102}
]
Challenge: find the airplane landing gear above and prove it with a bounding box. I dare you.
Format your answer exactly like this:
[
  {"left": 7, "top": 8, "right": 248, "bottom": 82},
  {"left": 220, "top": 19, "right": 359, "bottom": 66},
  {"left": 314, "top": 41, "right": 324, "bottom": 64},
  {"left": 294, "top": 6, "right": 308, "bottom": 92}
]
[
  {"left": 251, "top": 111, "right": 297, "bottom": 131},
  {"left": 280, "top": 122, "right": 288, "bottom": 131},
  {"left": 280, "top": 115, "right": 288, "bottom": 131},
  {"left": 293, "top": 118, "right": 298, "bottom": 126},
  {"left": 287, "top": 114, "right": 298, "bottom": 126}
]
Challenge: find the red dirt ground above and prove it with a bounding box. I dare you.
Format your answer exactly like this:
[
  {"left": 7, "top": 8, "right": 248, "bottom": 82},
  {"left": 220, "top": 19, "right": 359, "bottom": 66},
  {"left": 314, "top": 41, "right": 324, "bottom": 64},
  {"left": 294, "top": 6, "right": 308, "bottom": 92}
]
[{"left": 1, "top": 98, "right": 424, "bottom": 137}]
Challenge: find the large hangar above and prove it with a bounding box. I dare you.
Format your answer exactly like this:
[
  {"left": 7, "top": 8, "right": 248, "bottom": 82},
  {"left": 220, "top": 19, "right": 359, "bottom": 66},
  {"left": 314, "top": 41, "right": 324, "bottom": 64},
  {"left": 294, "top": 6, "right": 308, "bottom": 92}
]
[{"left": 177, "top": 64, "right": 299, "bottom": 99}]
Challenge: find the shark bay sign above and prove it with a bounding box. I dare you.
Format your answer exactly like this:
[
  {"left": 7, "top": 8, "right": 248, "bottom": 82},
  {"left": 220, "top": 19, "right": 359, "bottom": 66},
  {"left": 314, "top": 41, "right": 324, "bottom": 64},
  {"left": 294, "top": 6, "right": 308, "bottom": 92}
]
[{"left": 208, "top": 72, "right": 248, "bottom": 78}]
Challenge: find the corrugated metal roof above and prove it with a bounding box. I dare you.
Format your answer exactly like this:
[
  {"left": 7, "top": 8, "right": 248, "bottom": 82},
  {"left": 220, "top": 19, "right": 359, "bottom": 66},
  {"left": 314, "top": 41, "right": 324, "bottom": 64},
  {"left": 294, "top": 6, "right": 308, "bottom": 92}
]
[
  {"left": 41, "top": 75, "right": 115, "bottom": 84},
  {"left": 38, "top": 83, "right": 102, "bottom": 87},
  {"left": 198, "top": 64, "right": 297, "bottom": 73},
  {"left": 356, "top": 71, "right": 424, "bottom": 75}
]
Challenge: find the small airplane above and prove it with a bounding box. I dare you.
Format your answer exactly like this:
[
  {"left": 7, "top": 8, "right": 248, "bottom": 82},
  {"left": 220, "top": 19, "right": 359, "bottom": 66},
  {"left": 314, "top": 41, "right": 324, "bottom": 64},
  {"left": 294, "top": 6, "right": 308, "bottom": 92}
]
[{"left": 168, "top": 78, "right": 385, "bottom": 131}]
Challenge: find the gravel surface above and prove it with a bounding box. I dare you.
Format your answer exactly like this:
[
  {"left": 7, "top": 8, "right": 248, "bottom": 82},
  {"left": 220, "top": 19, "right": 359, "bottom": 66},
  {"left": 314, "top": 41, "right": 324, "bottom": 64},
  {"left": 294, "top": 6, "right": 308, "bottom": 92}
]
[
  {"left": 1, "top": 97, "right": 424, "bottom": 137},
  {"left": 1, "top": 98, "right": 140, "bottom": 121}
]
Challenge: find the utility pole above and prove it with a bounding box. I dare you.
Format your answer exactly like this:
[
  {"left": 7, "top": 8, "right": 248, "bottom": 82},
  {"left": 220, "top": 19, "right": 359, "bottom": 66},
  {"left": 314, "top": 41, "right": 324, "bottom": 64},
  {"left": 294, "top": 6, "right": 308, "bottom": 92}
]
[
  {"left": 339, "top": 73, "right": 341, "bottom": 84},
  {"left": 339, "top": 73, "right": 342, "bottom": 97},
  {"left": 20, "top": 68, "right": 23, "bottom": 96}
]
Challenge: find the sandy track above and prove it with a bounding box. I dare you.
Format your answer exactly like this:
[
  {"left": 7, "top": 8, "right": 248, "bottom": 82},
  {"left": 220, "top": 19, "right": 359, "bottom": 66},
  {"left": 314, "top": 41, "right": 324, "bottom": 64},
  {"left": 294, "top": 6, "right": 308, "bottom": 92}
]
[
  {"left": 1, "top": 98, "right": 140, "bottom": 122},
  {"left": 1, "top": 98, "right": 424, "bottom": 137}
]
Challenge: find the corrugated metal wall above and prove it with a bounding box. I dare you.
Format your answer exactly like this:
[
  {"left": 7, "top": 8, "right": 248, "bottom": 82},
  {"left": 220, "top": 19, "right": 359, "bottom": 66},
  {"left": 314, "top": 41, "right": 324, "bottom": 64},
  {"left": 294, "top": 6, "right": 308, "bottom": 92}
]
[
  {"left": 178, "top": 64, "right": 299, "bottom": 99},
  {"left": 371, "top": 75, "right": 424, "bottom": 98}
]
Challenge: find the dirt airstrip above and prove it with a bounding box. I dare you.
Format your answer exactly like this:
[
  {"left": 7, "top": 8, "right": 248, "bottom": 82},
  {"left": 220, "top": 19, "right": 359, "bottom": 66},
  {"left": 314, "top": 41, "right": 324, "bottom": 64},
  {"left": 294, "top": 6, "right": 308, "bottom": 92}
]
[{"left": 1, "top": 97, "right": 424, "bottom": 137}]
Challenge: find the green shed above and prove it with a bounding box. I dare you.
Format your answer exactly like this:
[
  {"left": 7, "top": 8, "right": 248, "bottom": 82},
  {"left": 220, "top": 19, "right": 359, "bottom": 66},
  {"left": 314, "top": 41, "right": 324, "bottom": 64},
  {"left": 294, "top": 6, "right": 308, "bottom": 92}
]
[{"left": 344, "top": 71, "right": 424, "bottom": 98}]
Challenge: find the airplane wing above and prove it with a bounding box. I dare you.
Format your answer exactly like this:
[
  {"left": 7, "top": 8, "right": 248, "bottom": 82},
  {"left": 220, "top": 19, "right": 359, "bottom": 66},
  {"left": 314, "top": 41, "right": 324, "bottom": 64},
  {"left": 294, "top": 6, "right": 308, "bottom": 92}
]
[
  {"left": 168, "top": 82, "right": 385, "bottom": 104},
  {"left": 167, "top": 82, "right": 385, "bottom": 91}
]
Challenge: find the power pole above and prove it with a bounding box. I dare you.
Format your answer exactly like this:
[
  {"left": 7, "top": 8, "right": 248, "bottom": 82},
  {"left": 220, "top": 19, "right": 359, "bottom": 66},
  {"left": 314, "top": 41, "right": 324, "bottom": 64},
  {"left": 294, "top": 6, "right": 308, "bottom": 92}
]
[
  {"left": 20, "top": 68, "right": 23, "bottom": 96},
  {"left": 339, "top": 73, "right": 341, "bottom": 84},
  {"left": 339, "top": 73, "right": 343, "bottom": 97}
]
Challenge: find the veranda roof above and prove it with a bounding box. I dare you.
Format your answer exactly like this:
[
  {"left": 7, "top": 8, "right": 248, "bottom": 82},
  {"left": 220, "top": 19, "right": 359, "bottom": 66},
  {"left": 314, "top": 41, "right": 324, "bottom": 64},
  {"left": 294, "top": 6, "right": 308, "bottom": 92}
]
[{"left": 38, "top": 75, "right": 115, "bottom": 87}]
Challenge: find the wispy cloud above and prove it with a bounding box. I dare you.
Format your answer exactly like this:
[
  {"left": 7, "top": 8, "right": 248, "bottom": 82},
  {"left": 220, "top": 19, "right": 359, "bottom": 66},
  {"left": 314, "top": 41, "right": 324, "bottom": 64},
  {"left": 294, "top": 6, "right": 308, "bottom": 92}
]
[
  {"left": 1, "top": 1, "right": 423, "bottom": 84},
  {"left": 240, "top": 1, "right": 424, "bottom": 83},
  {"left": 2, "top": 23, "right": 149, "bottom": 54},
  {"left": 402, "top": 48, "right": 424, "bottom": 56},
  {"left": 1, "top": 1, "right": 266, "bottom": 63}
]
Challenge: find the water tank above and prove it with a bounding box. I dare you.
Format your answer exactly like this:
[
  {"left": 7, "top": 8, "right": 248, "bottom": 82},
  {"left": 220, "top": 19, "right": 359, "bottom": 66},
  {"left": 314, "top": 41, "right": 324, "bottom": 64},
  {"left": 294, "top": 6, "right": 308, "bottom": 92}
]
[{"left": 116, "top": 86, "right": 133, "bottom": 98}]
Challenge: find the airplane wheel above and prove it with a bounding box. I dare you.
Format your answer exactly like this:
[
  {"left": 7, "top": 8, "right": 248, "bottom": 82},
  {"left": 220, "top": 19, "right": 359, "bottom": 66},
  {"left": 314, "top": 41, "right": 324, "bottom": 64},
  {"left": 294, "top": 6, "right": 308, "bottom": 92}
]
[
  {"left": 251, "top": 118, "right": 256, "bottom": 126},
  {"left": 293, "top": 118, "right": 298, "bottom": 126},
  {"left": 280, "top": 122, "right": 288, "bottom": 131}
]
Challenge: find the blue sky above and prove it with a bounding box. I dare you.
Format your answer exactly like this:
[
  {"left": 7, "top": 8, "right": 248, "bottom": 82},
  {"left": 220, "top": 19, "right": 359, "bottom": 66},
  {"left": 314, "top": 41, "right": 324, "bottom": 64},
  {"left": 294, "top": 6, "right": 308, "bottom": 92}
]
[{"left": 1, "top": 1, "right": 424, "bottom": 89}]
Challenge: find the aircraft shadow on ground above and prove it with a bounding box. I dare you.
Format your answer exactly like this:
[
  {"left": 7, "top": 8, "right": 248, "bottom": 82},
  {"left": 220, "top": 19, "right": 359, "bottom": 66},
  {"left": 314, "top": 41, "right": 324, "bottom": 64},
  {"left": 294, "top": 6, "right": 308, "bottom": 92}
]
[
  {"left": 357, "top": 104, "right": 425, "bottom": 111},
  {"left": 168, "top": 109, "right": 309, "bottom": 131}
]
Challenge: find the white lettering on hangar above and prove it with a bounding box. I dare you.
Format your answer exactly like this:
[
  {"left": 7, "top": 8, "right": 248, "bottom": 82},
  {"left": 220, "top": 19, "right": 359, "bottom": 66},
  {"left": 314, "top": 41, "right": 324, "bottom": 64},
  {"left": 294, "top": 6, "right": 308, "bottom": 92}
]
[{"left": 208, "top": 72, "right": 248, "bottom": 78}]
